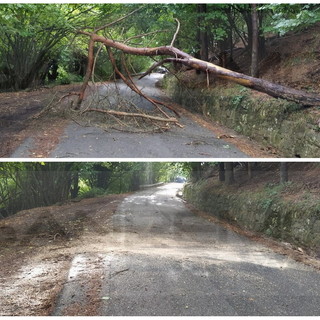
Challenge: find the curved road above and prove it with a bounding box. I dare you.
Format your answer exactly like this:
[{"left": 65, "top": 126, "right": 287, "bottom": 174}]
[
  {"left": 53, "top": 183, "right": 320, "bottom": 316},
  {"left": 11, "top": 74, "right": 249, "bottom": 158}
]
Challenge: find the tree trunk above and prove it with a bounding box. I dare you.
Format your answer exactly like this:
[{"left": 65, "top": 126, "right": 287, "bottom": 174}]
[
  {"left": 280, "top": 162, "right": 288, "bottom": 184},
  {"left": 70, "top": 171, "right": 80, "bottom": 199},
  {"left": 76, "top": 37, "right": 95, "bottom": 109},
  {"left": 258, "top": 10, "right": 266, "bottom": 59},
  {"left": 225, "top": 162, "right": 235, "bottom": 185},
  {"left": 218, "top": 162, "right": 225, "bottom": 182},
  {"left": 93, "top": 163, "right": 110, "bottom": 189},
  {"left": 197, "top": 4, "right": 209, "bottom": 62},
  {"left": 251, "top": 4, "right": 259, "bottom": 77},
  {"left": 239, "top": 5, "right": 252, "bottom": 51},
  {"left": 78, "top": 30, "right": 320, "bottom": 108}
]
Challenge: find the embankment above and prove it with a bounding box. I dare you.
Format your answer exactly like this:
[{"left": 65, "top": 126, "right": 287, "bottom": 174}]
[
  {"left": 183, "top": 176, "right": 320, "bottom": 254},
  {"left": 164, "top": 73, "right": 320, "bottom": 157}
]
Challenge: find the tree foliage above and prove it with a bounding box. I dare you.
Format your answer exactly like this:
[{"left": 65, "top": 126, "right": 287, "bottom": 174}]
[
  {"left": 261, "top": 4, "right": 320, "bottom": 36},
  {"left": 0, "top": 162, "right": 190, "bottom": 218},
  {"left": 1, "top": 3, "right": 319, "bottom": 91},
  {"left": 0, "top": 4, "right": 72, "bottom": 89}
]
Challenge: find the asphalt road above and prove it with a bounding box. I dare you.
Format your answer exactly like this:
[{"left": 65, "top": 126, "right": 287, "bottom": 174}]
[
  {"left": 11, "top": 74, "right": 248, "bottom": 158},
  {"left": 53, "top": 183, "right": 320, "bottom": 316}
]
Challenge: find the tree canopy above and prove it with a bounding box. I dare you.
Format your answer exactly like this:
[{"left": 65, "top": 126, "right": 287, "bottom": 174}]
[
  {"left": 0, "top": 162, "right": 190, "bottom": 217},
  {"left": 1, "top": 3, "right": 320, "bottom": 90}
]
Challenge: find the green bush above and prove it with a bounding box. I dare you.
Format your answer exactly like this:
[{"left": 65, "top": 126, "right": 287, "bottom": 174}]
[
  {"left": 79, "top": 187, "right": 106, "bottom": 199},
  {"left": 57, "top": 66, "right": 83, "bottom": 85},
  {"left": 57, "top": 66, "right": 71, "bottom": 85}
]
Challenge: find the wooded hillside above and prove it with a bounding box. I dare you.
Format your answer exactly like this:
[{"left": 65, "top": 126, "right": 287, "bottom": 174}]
[{"left": 1, "top": 3, "right": 320, "bottom": 93}]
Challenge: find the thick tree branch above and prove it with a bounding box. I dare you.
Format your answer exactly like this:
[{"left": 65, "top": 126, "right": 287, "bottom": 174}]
[
  {"left": 78, "top": 28, "right": 320, "bottom": 109},
  {"left": 76, "top": 36, "right": 95, "bottom": 109},
  {"left": 175, "top": 57, "right": 320, "bottom": 106},
  {"left": 78, "top": 30, "right": 190, "bottom": 59}
]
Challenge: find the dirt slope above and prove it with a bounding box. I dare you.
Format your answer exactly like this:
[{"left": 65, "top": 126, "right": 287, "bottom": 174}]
[
  {"left": 0, "top": 193, "right": 126, "bottom": 316},
  {"left": 260, "top": 23, "right": 320, "bottom": 91}
]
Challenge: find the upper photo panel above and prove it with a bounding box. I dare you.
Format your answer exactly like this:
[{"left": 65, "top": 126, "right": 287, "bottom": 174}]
[{"left": 1, "top": 3, "right": 320, "bottom": 158}]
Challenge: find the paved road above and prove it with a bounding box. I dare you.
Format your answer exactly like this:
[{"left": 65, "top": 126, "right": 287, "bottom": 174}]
[
  {"left": 11, "top": 74, "right": 248, "bottom": 158},
  {"left": 53, "top": 184, "right": 320, "bottom": 316}
]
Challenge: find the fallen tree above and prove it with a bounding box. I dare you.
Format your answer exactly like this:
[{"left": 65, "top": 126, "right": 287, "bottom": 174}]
[{"left": 75, "top": 16, "right": 320, "bottom": 126}]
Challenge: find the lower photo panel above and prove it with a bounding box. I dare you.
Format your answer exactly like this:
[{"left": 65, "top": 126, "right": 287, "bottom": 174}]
[{"left": 0, "top": 161, "right": 319, "bottom": 316}]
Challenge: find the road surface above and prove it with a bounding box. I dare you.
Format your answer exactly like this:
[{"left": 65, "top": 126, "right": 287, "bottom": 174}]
[
  {"left": 53, "top": 183, "right": 320, "bottom": 316},
  {"left": 11, "top": 74, "right": 250, "bottom": 158}
]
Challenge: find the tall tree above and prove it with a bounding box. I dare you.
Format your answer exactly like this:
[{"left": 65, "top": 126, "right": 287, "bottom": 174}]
[
  {"left": 197, "top": 4, "right": 209, "bottom": 61},
  {"left": 251, "top": 4, "right": 259, "bottom": 77}
]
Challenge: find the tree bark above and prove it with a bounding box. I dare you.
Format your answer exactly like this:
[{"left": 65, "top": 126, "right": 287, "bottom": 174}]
[
  {"left": 251, "top": 4, "right": 259, "bottom": 77},
  {"left": 76, "top": 37, "right": 95, "bottom": 109},
  {"left": 78, "top": 30, "right": 320, "bottom": 108},
  {"left": 197, "top": 4, "right": 209, "bottom": 61}
]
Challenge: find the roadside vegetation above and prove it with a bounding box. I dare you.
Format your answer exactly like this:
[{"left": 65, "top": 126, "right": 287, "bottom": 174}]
[
  {"left": 183, "top": 162, "right": 320, "bottom": 256},
  {"left": 0, "top": 162, "right": 189, "bottom": 218}
]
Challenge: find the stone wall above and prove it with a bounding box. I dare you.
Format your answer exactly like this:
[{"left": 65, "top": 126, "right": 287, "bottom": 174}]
[
  {"left": 183, "top": 180, "right": 320, "bottom": 252},
  {"left": 164, "top": 75, "right": 320, "bottom": 157}
]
